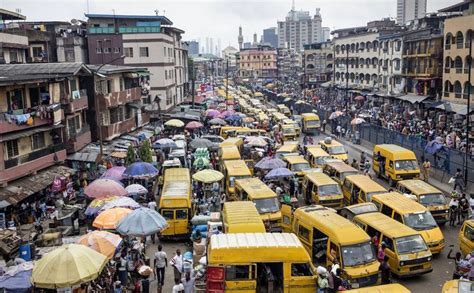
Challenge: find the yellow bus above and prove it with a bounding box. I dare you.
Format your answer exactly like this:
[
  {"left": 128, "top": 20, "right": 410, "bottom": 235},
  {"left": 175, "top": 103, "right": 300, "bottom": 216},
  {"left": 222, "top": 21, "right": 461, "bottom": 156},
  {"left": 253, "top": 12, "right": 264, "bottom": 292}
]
[
  {"left": 276, "top": 143, "right": 299, "bottom": 159},
  {"left": 235, "top": 178, "right": 281, "bottom": 232},
  {"left": 218, "top": 146, "right": 241, "bottom": 173},
  {"left": 223, "top": 160, "right": 252, "bottom": 200},
  {"left": 301, "top": 113, "right": 320, "bottom": 134},
  {"left": 219, "top": 126, "right": 250, "bottom": 139},
  {"left": 222, "top": 201, "right": 266, "bottom": 233},
  {"left": 282, "top": 118, "right": 301, "bottom": 136},
  {"left": 371, "top": 192, "right": 445, "bottom": 254},
  {"left": 323, "top": 161, "right": 360, "bottom": 186},
  {"left": 281, "top": 124, "right": 298, "bottom": 141},
  {"left": 459, "top": 220, "right": 474, "bottom": 256},
  {"left": 301, "top": 172, "right": 343, "bottom": 208},
  {"left": 319, "top": 138, "right": 348, "bottom": 161},
  {"left": 305, "top": 147, "right": 331, "bottom": 168},
  {"left": 206, "top": 233, "right": 317, "bottom": 292},
  {"left": 442, "top": 279, "right": 474, "bottom": 293},
  {"left": 345, "top": 284, "right": 411, "bottom": 292},
  {"left": 282, "top": 205, "right": 380, "bottom": 288},
  {"left": 373, "top": 144, "right": 421, "bottom": 186},
  {"left": 341, "top": 175, "right": 387, "bottom": 205},
  {"left": 353, "top": 212, "right": 433, "bottom": 278},
  {"left": 219, "top": 137, "right": 244, "bottom": 153},
  {"left": 396, "top": 180, "right": 449, "bottom": 224},
  {"left": 283, "top": 155, "right": 311, "bottom": 179},
  {"left": 276, "top": 104, "right": 291, "bottom": 116},
  {"left": 158, "top": 168, "right": 192, "bottom": 238}
]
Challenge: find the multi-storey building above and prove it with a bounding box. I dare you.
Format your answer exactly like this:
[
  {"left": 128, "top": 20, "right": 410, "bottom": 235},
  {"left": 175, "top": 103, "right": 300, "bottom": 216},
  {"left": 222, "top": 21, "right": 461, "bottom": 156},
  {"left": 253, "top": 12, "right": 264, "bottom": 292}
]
[
  {"left": 397, "top": 0, "right": 427, "bottom": 24},
  {"left": 377, "top": 33, "right": 404, "bottom": 94},
  {"left": 187, "top": 40, "right": 199, "bottom": 55},
  {"left": 56, "top": 20, "right": 89, "bottom": 63},
  {"left": 0, "top": 63, "right": 93, "bottom": 186},
  {"left": 277, "top": 6, "right": 325, "bottom": 52},
  {"left": 277, "top": 47, "right": 302, "bottom": 81},
  {"left": 440, "top": 0, "right": 474, "bottom": 106},
  {"left": 262, "top": 27, "right": 278, "bottom": 48},
  {"left": 238, "top": 45, "right": 277, "bottom": 80},
  {"left": 303, "top": 42, "right": 333, "bottom": 88},
  {"left": 85, "top": 13, "right": 188, "bottom": 112},
  {"left": 222, "top": 46, "right": 239, "bottom": 71},
  {"left": 0, "top": 32, "right": 28, "bottom": 64}
]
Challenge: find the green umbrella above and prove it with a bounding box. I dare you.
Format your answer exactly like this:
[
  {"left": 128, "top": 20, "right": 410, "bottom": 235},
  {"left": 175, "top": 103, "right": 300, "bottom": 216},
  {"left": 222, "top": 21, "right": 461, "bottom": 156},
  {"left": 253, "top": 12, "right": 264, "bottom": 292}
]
[{"left": 193, "top": 157, "right": 210, "bottom": 168}]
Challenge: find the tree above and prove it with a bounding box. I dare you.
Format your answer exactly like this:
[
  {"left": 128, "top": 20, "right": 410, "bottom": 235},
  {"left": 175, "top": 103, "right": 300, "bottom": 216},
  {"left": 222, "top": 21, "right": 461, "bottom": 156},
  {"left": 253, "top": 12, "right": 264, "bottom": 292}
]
[
  {"left": 139, "top": 140, "right": 153, "bottom": 163},
  {"left": 125, "top": 145, "right": 136, "bottom": 166}
]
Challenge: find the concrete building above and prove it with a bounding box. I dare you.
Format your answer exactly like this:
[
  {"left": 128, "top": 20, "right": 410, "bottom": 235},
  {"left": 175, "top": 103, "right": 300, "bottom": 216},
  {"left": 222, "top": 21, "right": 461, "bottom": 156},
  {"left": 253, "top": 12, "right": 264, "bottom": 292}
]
[
  {"left": 277, "top": 47, "right": 302, "bottom": 81},
  {"left": 322, "top": 27, "right": 331, "bottom": 42},
  {"left": 277, "top": 5, "right": 326, "bottom": 52},
  {"left": 222, "top": 46, "right": 239, "bottom": 70},
  {"left": 440, "top": 0, "right": 474, "bottom": 108},
  {"left": 56, "top": 20, "right": 89, "bottom": 63},
  {"left": 243, "top": 42, "right": 252, "bottom": 49},
  {"left": 238, "top": 26, "right": 243, "bottom": 50},
  {"left": 85, "top": 13, "right": 188, "bottom": 112},
  {"left": 0, "top": 63, "right": 93, "bottom": 186},
  {"left": 187, "top": 40, "right": 199, "bottom": 55},
  {"left": 238, "top": 45, "right": 277, "bottom": 80},
  {"left": 0, "top": 32, "right": 28, "bottom": 64},
  {"left": 397, "top": 0, "right": 427, "bottom": 24},
  {"left": 191, "top": 53, "right": 223, "bottom": 80},
  {"left": 377, "top": 32, "right": 404, "bottom": 94},
  {"left": 303, "top": 42, "right": 333, "bottom": 88},
  {"left": 262, "top": 27, "right": 278, "bottom": 48}
]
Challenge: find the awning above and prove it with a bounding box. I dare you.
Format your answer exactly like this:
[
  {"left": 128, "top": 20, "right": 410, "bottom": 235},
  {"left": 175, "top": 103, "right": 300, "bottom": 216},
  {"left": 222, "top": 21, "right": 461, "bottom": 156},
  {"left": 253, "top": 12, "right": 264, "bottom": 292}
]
[
  {"left": 0, "top": 166, "right": 74, "bottom": 208},
  {"left": 67, "top": 152, "right": 100, "bottom": 163},
  {"left": 0, "top": 124, "right": 63, "bottom": 142},
  {"left": 110, "top": 151, "right": 127, "bottom": 158},
  {"left": 436, "top": 102, "right": 469, "bottom": 115},
  {"left": 394, "top": 94, "right": 430, "bottom": 104}
]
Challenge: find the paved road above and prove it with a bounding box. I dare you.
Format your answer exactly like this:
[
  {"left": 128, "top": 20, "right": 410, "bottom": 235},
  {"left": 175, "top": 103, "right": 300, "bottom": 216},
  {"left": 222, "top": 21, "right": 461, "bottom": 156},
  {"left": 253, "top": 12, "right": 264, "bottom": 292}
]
[{"left": 307, "top": 132, "right": 458, "bottom": 292}]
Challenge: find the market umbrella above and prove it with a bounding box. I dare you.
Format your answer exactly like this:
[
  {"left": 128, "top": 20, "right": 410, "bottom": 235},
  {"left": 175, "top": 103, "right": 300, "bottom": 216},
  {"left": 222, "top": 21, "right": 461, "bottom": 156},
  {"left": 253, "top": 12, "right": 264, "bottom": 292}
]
[
  {"left": 193, "top": 157, "right": 210, "bottom": 168},
  {"left": 190, "top": 138, "right": 215, "bottom": 149},
  {"left": 255, "top": 157, "right": 286, "bottom": 170},
  {"left": 185, "top": 121, "right": 204, "bottom": 130},
  {"left": 225, "top": 114, "right": 242, "bottom": 123},
  {"left": 295, "top": 100, "right": 306, "bottom": 105},
  {"left": 192, "top": 169, "right": 224, "bottom": 183},
  {"left": 264, "top": 168, "right": 293, "bottom": 180},
  {"left": 125, "top": 183, "right": 148, "bottom": 195},
  {"left": 351, "top": 118, "right": 366, "bottom": 125},
  {"left": 153, "top": 138, "right": 177, "bottom": 149},
  {"left": 254, "top": 92, "right": 263, "bottom": 97},
  {"left": 354, "top": 95, "right": 365, "bottom": 101},
  {"left": 85, "top": 196, "right": 120, "bottom": 216},
  {"left": 205, "top": 109, "right": 220, "bottom": 118},
  {"left": 329, "top": 111, "right": 343, "bottom": 120},
  {"left": 245, "top": 136, "right": 268, "bottom": 147},
  {"left": 116, "top": 208, "right": 168, "bottom": 237},
  {"left": 123, "top": 162, "right": 159, "bottom": 179},
  {"left": 243, "top": 117, "right": 255, "bottom": 123},
  {"left": 98, "top": 196, "right": 141, "bottom": 213},
  {"left": 101, "top": 166, "right": 126, "bottom": 181},
  {"left": 77, "top": 231, "right": 122, "bottom": 259},
  {"left": 238, "top": 113, "right": 247, "bottom": 118},
  {"left": 84, "top": 179, "right": 127, "bottom": 199},
  {"left": 92, "top": 208, "right": 132, "bottom": 229},
  {"left": 219, "top": 110, "right": 235, "bottom": 118},
  {"left": 164, "top": 119, "right": 184, "bottom": 128},
  {"left": 209, "top": 118, "right": 227, "bottom": 126},
  {"left": 31, "top": 244, "right": 107, "bottom": 289}
]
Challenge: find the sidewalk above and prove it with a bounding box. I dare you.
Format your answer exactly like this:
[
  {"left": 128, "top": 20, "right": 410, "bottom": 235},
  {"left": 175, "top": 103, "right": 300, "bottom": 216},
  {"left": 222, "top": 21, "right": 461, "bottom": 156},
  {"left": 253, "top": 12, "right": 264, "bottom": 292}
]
[{"left": 321, "top": 130, "right": 463, "bottom": 195}]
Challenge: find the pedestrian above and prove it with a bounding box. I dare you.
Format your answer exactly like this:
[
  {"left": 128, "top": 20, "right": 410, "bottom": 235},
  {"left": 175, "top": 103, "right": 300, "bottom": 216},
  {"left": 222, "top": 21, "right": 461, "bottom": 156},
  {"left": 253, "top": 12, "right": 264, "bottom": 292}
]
[
  {"left": 170, "top": 249, "right": 183, "bottom": 281},
  {"left": 317, "top": 266, "right": 330, "bottom": 293},
  {"left": 336, "top": 124, "right": 341, "bottom": 138},
  {"left": 447, "top": 246, "right": 462, "bottom": 279},
  {"left": 453, "top": 169, "right": 465, "bottom": 192},
  {"left": 148, "top": 200, "right": 157, "bottom": 211},
  {"left": 379, "top": 255, "right": 391, "bottom": 284},
  {"left": 331, "top": 267, "right": 343, "bottom": 292},
  {"left": 322, "top": 119, "right": 327, "bottom": 133},
  {"left": 172, "top": 278, "right": 184, "bottom": 293},
  {"left": 459, "top": 194, "right": 470, "bottom": 224},
  {"left": 303, "top": 135, "right": 308, "bottom": 145},
  {"left": 377, "top": 151, "right": 385, "bottom": 178},
  {"left": 154, "top": 245, "right": 167, "bottom": 288},
  {"left": 422, "top": 159, "right": 431, "bottom": 182},
  {"left": 181, "top": 272, "right": 196, "bottom": 293},
  {"left": 351, "top": 159, "right": 358, "bottom": 170},
  {"left": 377, "top": 243, "right": 386, "bottom": 262}
]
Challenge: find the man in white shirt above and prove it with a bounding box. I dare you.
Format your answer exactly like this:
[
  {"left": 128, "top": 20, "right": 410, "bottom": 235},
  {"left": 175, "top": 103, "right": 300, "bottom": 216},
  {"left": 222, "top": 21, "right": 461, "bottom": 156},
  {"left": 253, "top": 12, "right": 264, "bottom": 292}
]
[
  {"left": 170, "top": 249, "right": 183, "bottom": 280},
  {"left": 172, "top": 278, "right": 184, "bottom": 293},
  {"left": 181, "top": 272, "right": 196, "bottom": 293},
  {"left": 154, "top": 245, "right": 167, "bottom": 287},
  {"left": 148, "top": 200, "right": 157, "bottom": 211}
]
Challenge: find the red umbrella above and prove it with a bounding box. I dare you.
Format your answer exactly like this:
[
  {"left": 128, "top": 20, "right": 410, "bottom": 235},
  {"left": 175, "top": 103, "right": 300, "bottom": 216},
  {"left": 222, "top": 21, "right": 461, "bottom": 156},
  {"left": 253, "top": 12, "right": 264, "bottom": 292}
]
[
  {"left": 84, "top": 179, "right": 128, "bottom": 199},
  {"left": 185, "top": 121, "right": 204, "bottom": 130},
  {"left": 354, "top": 95, "right": 365, "bottom": 101}
]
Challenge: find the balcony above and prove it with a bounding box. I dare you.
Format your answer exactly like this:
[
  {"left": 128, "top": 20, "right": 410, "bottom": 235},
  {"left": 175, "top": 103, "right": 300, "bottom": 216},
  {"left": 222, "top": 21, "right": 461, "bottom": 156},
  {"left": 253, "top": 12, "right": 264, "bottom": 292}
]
[
  {"left": 66, "top": 126, "right": 91, "bottom": 154},
  {"left": 402, "top": 67, "right": 441, "bottom": 77},
  {"left": 101, "top": 117, "right": 136, "bottom": 141},
  {"left": 63, "top": 89, "right": 88, "bottom": 114},
  {"left": 118, "top": 26, "right": 161, "bottom": 34},
  {"left": 1, "top": 144, "right": 66, "bottom": 185},
  {"left": 403, "top": 47, "right": 442, "bottom": 57},
  {"left": 0, "top": 113, "right": 52, "bottom": 134},
  {"left": 97, "top": 87, "right": 142, "bottom": 109}
]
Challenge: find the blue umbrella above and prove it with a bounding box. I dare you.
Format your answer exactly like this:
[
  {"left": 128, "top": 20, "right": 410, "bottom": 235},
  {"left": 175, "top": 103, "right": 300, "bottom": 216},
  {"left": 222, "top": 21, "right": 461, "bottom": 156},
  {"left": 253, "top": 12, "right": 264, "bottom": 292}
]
[
  {"left": 255, "top": 157, "right": 286, "bottom": 170},
  {"left": 116, "top": 208, "right": 168, "bottom": 236},
  {"left": 123, "top": 162, "right": 158, "bottom": 179},
  {"left": 225, "top": 114, "right": 242, "bottom": 122},
  {"left": 264, "top": 167, "right": 293, "bottom": 180}
]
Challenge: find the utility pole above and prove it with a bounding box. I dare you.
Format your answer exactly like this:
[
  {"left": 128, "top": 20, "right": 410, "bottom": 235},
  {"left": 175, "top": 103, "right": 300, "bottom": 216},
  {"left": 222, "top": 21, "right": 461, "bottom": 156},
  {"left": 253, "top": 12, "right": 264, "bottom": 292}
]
[
  {"left": 345, "top": 48, "right": 349, "bottom": 108},
  {"left": 191, "top": 64, "right": 196, "bottom": 108},
  {"left": 465, "top": 35, "right": 472, "bottom": 184},
  {"left": 225, "top": 58, "right": 229, "bottom": 110}
]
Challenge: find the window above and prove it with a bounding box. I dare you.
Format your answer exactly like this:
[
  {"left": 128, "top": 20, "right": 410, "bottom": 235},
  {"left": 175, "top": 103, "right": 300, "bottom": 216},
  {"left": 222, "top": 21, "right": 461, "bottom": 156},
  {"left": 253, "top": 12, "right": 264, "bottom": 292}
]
[
  {"left": 161, "top": 210, "right": 174, "bottom": 220},
  {"left": 68, "top": 117, "right": 77, "bottom": 137},
  {"left": 119, "top": 78, "right": 125, "bottom": 91},
  {"left": 124, "top": 47, "right": 133, "bottom": 58},
  {"left": 165, "top": 71, "right": 168, "bottom": 80},
  {"left": 225, "top": 265, "right": 250, "bottom": 280},
  {"left": 32, "top": 46, "right": 43, "bottom": 58},
  {"left": 6, "top": 140, "right": 19, "bottom": 158},
  {"left": 176, "top": 209, "right": 188, "bottom": 220},
  {"left": 75, "top": 115, "right": 81, "bottom": 130},
  {"left": 291, "top": 263, "right": 313, "bottom": 277},
  {"left": 139, "top": 47, "right": 149, "bottom": 57},
  {"left": 96, "top": 41, "right": 103, "bottom": 53},
  {"left": 381, "top": 236, "right": 394, "bottom": 251},
  {"left": 298, "top": 225, "right": 310, "bottom": 242},
  {"left": 113, "top": 47, "right": 120, "bottom": 53},
  {"left": 164, "top": 47, "right": 166, "bottom": 56},
  {"left": 32, "top": 132, "right": 45, "bottom": 150},
  {"left": 465, "top": 225, "right": 474, "bottom": 241},
  {"left": 381, "top": 205, "right": 393, "bottom": 217},
  {"left": 7, "top": 89, "right": 24, "bottom": 110},
  {"left": 283, "top": 215, "right": 291, "bottom": 225},
  {"left": 394, "top": 212, "right": 403, "bottom": 223},
  {"left": 9, "top": 50, "right": 18, "bottom": 63}
]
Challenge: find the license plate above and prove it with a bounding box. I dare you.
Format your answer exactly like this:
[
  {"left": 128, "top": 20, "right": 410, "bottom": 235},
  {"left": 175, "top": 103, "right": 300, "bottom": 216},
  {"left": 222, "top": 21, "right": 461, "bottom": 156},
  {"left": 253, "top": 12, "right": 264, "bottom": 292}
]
[
  {"left": 351, "top": 283, "right": 359, "bottom": 289},
  {"left": 410, "top": 265, "right": 423, "bottom": 271}
]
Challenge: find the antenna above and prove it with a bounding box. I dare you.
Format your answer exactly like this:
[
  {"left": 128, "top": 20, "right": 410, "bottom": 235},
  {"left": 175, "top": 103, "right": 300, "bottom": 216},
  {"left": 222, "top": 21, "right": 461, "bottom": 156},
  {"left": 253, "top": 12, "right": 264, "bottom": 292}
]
[
  {"left": 154, "top": 9, "right": 159, "bottom": 16},
  {"left": 86, "top": 0, "right": 90, "bottom": 14},
  {"left": 291, "top": 0, "right": 295, "bottom": 11}
]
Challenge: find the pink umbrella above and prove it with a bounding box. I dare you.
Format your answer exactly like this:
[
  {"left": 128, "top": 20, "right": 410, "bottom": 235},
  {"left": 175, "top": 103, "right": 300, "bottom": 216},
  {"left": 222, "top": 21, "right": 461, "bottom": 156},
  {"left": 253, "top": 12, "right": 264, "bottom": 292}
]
[
  {"left": 101, "top": 166, "right": 126, "bottom": 181},
  {"left": 185, "top": 121, "right": 204, "bottom": 130},
  {"left": 219, "top": 110, "right": 235, "bottom": 118},
  {"left": 205, "top": 109, "right": 220, "bottom": 118},
  {"left": 84, "top": 179, "right": 128, "bottom": 199}
]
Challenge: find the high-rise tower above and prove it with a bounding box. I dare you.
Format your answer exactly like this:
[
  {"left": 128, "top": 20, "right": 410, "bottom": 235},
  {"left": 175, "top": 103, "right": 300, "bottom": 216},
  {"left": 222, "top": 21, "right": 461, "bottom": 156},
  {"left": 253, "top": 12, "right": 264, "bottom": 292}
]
[{"left": 238, "top": 26, "right": 243, "bottom": 50}]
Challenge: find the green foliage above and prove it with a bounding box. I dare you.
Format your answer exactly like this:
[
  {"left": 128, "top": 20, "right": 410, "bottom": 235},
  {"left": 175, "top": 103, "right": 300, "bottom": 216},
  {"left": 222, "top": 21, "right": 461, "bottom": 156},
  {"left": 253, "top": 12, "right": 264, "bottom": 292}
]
[
  {"left": 139, "top": 140, "right": 153, "bottom": 163},
  {"left": 125, "top": 145, "right": 137, "bottom": 166}
]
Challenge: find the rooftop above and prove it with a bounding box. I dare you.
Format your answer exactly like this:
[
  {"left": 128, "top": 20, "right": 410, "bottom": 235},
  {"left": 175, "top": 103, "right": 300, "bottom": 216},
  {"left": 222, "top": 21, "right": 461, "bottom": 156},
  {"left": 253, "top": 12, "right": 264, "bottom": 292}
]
[
  {"left": 438, "top": 0, "right": 472, "bottom": 12},
  {"left": 86, "top": 64, "right": 148, "bottom": 75},
  {"left": 0, "top": 63, "right": 91, "bottom": 85},
  {"left": 85, "top": 13, "right": 173, "bottom": 25},
  {"left": 0, "top": 8, "right": 26, "bottom": 21}
]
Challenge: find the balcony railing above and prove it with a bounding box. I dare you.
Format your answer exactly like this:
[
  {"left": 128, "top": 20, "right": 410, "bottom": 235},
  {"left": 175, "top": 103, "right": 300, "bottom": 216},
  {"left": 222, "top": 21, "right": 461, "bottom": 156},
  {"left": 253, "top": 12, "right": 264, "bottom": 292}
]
[
  {"left": 63, "top": 89, "right": 88, "bottom": 113},
  {"left": 118, "top": 26, "right": 161, "bottom": 34},
  {"left": 4, "top": 143, "right": 66, "bottom": 169},
  {"left": 97, "top": 87, "right": 142, "bottom": 109}
]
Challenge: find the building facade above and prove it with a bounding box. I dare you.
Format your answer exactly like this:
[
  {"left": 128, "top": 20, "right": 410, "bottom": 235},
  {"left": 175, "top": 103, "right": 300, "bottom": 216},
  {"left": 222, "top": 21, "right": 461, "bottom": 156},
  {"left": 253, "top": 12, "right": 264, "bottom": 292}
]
[
  {"left": 85, "top": 14, "right": 188, "bottom": 112},
  {"left": 303, "top": 42, "right": 333, "bottom": 88},
  {"left": 238, "top": 46, "right": 277, "bottom": 79},
  {"left": 0, "top": 32, "right": 28, "bottom": 64},
  {"left": 56, "top": 21, "right": 89, "bottom": 63},
  {"left": 262, "top": 27, "right": 278, "bottom": 48},
  {"left": 187, "top": 40, "right": 199, "bottom": 55},
  {"left": 277, "top": 47, "right": 302, "bottom": 81},
  {"left": 397, "top": 0, "right": 427, "bottom": 24},
  {"left": 222, "top": 46, "right": 238, "bottom": 70},
  {"left": 277, "top": 7, "right": 325, "bottom": 52}
]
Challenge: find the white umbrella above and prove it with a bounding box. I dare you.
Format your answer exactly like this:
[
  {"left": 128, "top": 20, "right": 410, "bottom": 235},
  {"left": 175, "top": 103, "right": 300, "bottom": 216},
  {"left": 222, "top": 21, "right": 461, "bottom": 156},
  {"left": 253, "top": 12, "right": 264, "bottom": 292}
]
[{"left": 125, "top": 184, "right": 148, "bottom": 195}]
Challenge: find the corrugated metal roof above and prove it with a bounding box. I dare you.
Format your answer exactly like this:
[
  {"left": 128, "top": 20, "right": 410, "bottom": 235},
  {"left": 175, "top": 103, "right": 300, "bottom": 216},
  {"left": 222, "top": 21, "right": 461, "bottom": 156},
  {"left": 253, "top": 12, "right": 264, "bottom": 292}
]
[
  {"left": 0, "top": 63, "right": 90, "bottom": 85},
  {"left": 0, "top": 124, "right": 63, "bottom": 142},
  {"left": 86, "top": 64, "right": 148, "bottom": 75},
  {"left": 67, "top": 152, "right": 100, "bottom": 163}
]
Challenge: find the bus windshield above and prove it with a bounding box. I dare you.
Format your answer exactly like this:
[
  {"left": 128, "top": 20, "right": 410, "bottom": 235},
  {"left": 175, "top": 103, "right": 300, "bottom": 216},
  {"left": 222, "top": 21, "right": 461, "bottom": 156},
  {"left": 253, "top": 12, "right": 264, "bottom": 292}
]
[
  {"left": 319, "top": 184, "right": 342, "bottom": 196},
  {"left": 306, "top": 120, "right": 320, "bottom": 127},
  {"left": 395, "top": 160, "right": 419, "bottom": 171},
  {"left": 342, "top": 241, "right": 376, "bottom": 267},
  {"left": 419, "top": 193, "right": 446, "bottom": 206},
  {"left": 329, "top": 146, "right": 346, "bottom": 155},
  {"left": 291, "top": 163, "right": 311, "bottom": 171},
  {"left": 404, "top": 212, "right": 438, "bottom": 230},
  {"left": 229, "top": 176, "right": 251, "bottom": 187},
  {"left": 396, "top": 235, "right": 428, "bottom": 254},
  {"left": 253, "top": 197, "right": 280, "bottom": 214}
]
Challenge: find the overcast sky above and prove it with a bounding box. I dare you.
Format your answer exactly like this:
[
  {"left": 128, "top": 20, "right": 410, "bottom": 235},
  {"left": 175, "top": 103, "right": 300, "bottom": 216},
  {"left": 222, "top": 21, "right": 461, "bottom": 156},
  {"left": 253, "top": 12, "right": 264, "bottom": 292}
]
[{"left": 2, "top": 0, "right": 459, "bottom": 51}]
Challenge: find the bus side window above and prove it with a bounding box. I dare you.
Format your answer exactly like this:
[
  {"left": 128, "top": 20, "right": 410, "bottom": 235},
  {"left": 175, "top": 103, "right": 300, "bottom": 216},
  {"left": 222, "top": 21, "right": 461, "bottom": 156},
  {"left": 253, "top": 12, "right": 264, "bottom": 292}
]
[
  {"left": 291, "top": 263, "right": 314, "bottom": 277},
  {"left": 393, "top": 212, "right": 403, "bottom": 223},
  {"left": 381, "top": 237, "right": 394, "bottom": 252},
  {"left": 298, "top": 225, "right": 311, "bottom": 242},
  {"left": 225, "top": 265, "right": 250, "bottom": 280},
  {"left": 329, "top": 242, "right": 341, "bottom": 264},
  {"left": 381, "top": 205, "right": 394, "bottom": 218},
  {"left": 389, "top": 160, "right": 394, "bottom": 169},
  {"left": 176, "top": 209, "right": 188, "bottom": 220},
  {"left": 372, "top": 201, "right": 382, "bottom": 211},
  {"left": 241, "top": 190, "right": 248, "bottom": 201}
]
